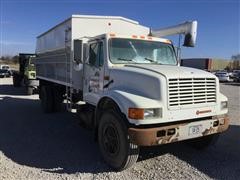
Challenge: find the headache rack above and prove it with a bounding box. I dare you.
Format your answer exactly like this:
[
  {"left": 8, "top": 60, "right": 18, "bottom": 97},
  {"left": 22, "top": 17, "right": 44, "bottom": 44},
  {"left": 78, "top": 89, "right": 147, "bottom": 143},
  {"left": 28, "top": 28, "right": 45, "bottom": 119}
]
[{"left": 168, "top": 78, "right": 216, "bottom": 107}]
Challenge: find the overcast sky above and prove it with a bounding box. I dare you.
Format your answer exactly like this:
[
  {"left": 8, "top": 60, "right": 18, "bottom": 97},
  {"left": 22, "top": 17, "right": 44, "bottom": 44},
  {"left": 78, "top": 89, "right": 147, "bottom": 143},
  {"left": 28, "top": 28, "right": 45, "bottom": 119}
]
[{"left": 0, "top": 0, "right": 239, "bottom": 59}]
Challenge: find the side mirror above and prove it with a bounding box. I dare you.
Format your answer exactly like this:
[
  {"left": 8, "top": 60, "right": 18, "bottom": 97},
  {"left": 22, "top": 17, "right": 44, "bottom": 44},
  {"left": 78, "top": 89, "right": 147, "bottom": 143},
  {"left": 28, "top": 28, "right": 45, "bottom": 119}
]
[
  {"left": 183, "top": 21, "right": 197, "bottom": 47},
  {"left": 73, "top": 39, "right": 83, "bottom": 64},
  {"left": 183, "top": 33, "right": 195, "bottom": 47}
]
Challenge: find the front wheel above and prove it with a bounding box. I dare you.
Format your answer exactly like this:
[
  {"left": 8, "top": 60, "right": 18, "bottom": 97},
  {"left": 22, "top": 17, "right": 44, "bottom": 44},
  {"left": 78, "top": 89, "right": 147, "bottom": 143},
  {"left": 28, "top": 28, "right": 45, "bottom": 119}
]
[{"left": 98, "top": 111, "right": 139, "bottom": 171}]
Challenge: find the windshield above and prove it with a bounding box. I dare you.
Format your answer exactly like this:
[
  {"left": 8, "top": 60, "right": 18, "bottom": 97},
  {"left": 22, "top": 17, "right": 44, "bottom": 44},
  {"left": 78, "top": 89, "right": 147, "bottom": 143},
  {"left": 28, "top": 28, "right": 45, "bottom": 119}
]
[{"left": 109, "top": 38, "right": 177, "bottom": 65}]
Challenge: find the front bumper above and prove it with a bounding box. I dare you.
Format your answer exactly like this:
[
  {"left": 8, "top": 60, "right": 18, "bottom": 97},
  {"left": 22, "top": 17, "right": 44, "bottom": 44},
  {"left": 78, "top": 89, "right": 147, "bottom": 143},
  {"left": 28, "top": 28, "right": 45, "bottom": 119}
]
[{"left": 128, "top": 115, "right": 229, "bottom": 146}]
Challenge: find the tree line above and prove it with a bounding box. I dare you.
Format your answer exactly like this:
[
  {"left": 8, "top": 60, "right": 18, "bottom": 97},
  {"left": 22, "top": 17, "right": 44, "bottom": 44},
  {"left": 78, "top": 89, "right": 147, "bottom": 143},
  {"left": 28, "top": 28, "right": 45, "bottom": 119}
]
[
  {"left": 231, "top": 54, "right": 240, "bottom": 61},
  {"left": 0, "top": 55, "right": 19, "bottom": 63}
]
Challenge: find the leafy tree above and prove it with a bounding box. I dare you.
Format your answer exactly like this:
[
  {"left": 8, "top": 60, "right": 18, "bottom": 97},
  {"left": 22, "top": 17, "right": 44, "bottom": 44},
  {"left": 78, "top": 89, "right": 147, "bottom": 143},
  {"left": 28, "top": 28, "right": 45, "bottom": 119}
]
[
  {"left": 0, "top": 55, "right": 19, "bottom": 64},
  {"left": 12, "top": 55, "right": 19, "bottom": 63},
  {"left": 231, "top": 54, "right": 240, "bottom": 69},
  {"left": 231, "top": 54, "right": 240, "bottom": 60}
]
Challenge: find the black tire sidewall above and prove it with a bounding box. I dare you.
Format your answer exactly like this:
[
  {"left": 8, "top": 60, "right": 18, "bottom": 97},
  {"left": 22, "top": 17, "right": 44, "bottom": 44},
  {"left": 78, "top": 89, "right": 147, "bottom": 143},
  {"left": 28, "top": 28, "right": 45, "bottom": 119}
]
[
  {"left": 98, "top": 111, "right": 131, "bottom": 170},
  {"left": 40, "top": 86, "right": 54, "bottom": 113},
  {"left": 52, "top": 88, "right": 63, "bottom": 112}
]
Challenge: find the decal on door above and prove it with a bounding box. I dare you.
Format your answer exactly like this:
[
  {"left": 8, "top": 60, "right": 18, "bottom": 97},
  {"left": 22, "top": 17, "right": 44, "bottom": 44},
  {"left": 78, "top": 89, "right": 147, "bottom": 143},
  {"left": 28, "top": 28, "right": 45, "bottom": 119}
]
[{"left": 89, "top": 72, "right": 100, "bottom": 92}]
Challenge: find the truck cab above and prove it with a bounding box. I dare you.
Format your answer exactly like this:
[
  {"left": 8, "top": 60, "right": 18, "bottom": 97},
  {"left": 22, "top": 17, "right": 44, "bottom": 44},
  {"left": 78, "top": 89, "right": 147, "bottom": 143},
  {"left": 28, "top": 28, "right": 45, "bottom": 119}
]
[
  {"left": 24, "top": 56, "right": 37, "bottom": 80},
  {"left": 13, "top": 53, "right": 39, "bottom": 95}
]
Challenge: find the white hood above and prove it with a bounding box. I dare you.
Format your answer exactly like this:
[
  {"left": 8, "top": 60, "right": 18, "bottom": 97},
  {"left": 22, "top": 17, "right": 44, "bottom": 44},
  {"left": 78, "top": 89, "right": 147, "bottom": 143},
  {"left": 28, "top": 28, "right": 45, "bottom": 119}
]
[
  {"left": 109, "top": 64, "right": 217, "bottom": 101},
  {"left": 125, "top": 64, "right": 216, "bottom": 79}
]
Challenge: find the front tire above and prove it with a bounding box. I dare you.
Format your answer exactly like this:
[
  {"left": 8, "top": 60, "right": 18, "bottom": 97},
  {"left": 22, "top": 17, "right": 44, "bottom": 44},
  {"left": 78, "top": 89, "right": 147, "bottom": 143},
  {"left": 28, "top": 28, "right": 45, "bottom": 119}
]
[{"left": 98, "top": 111, "right": 139, "bottom": 171}]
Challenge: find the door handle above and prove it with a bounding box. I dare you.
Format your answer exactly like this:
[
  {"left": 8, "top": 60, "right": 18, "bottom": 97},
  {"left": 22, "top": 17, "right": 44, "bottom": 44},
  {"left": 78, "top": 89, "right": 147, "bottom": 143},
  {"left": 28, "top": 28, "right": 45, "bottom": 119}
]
[{"left": 103, "top": 80, "right": 114, "bottom": 89}]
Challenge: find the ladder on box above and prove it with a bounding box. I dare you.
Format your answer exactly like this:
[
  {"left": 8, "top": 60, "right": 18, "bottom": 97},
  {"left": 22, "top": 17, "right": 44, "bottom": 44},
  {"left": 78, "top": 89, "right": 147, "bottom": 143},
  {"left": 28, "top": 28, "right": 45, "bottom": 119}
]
[
  {"left": 65, "top": 27, "right": 76, "bottom": 113},
  {"left": 66, "top": 87, "right": 77, "bottom": 113}
]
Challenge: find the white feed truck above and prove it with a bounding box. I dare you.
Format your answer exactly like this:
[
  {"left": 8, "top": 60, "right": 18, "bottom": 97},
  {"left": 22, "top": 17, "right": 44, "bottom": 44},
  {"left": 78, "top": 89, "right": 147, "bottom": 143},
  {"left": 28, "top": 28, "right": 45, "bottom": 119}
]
[{"left": 35, "top": 15, "right": 229, "bottom": 170}]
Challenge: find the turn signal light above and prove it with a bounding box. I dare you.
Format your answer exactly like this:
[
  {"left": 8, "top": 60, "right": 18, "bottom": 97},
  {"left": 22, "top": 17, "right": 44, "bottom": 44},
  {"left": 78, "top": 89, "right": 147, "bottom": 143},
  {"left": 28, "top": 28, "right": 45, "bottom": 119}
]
[
  {"left": 128, "top": 108, "right": 144, "bottom": 119},
  {"left": 165, "top": 40, "right": 172, "bottom": 44},
  {"left": 109, "top": 33, "right": 116, "bottom": 37}
]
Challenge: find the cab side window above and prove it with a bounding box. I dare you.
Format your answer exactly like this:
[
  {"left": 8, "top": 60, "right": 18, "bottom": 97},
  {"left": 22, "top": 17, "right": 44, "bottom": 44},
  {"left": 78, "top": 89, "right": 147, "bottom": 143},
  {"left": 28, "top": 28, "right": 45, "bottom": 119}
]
[
  {"left": 89, "top": 43, "right": 98, "bottom": 66},
  {"left": 89, "top": 42, "right": 103, "bottom": 67}
]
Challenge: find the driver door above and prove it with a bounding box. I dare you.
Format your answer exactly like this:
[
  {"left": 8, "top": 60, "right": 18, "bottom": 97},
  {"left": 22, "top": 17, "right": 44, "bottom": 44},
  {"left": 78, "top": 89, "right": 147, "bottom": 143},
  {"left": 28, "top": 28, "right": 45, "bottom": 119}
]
[{"left": 83, "top": 40, "right": 104, "bottom": 105}]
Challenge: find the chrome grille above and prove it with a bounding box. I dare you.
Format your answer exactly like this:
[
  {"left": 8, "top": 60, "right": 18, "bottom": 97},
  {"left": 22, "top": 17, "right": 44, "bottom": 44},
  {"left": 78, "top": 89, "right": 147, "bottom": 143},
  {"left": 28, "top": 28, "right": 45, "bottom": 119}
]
[{"left": 168, "top": 78, "right": 216, "bottom": 107}]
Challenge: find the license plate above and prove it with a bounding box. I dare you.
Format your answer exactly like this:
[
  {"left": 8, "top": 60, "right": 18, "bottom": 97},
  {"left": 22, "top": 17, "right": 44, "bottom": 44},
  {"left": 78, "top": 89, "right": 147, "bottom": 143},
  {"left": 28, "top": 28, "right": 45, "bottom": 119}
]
[{"left": 188, "top": 125, "right": 202, "bottom": 136}]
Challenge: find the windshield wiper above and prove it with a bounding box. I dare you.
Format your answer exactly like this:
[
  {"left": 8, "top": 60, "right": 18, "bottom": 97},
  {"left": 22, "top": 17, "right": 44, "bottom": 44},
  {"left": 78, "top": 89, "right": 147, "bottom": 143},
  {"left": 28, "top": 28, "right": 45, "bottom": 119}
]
[
  {"left": 144, "top": 57, "right": 155, "bottom": 62},
  {"left": 144, "top": 57, "right": 163, "bottom": 64},
  {"left": 117, "top": 58, "right": 133, "bottom": 61}
]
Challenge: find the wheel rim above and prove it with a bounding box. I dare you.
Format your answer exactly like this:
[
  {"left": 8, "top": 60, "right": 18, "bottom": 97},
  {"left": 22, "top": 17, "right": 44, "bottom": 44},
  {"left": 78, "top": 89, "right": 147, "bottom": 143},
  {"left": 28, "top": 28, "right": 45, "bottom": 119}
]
[{"left": 102, "top": 123, "right": 120, "bottom": 156}]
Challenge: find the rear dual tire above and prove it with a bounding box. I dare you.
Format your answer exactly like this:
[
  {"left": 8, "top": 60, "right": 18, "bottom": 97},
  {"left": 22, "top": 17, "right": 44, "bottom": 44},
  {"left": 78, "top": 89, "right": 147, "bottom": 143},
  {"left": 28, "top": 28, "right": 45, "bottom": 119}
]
[
  {"left": 40, "top": 85, "right": 63, "bottom": 113},
  {"left": 40, "top": 86, "right": 54, "bottom": 113}
]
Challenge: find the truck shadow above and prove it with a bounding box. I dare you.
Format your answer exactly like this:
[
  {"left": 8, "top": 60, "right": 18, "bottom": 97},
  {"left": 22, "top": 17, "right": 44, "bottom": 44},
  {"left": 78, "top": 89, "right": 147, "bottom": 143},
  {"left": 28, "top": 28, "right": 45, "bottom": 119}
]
[
  {"left": 0, "top": 95, "right": 240, "bottom": 178},
  {"left": 0, "top": 96, "right": 109, "bottom": 174},
  {"left": 0, "top": 84, "right": 28, "bottom": 96}
]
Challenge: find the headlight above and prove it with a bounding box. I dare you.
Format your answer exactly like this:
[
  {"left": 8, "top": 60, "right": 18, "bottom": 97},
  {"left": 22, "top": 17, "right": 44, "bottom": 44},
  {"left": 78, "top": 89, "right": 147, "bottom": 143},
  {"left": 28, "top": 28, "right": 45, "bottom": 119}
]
[
  {"left": 128, "top": 108, "right": 162, "bottom": 119},
  {"left": 144, "top": 109, "right": 155, "bottom": 118},
  {"left": 221, "top": 101, "right": 228, "bottom": 110}
]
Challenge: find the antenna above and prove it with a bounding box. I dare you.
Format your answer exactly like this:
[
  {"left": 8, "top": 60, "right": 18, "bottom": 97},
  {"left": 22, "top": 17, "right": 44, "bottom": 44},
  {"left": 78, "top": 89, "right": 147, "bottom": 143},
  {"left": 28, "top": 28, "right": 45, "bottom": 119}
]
[{"left": 148, "top": 28, "right": 152, "bottom": 36}]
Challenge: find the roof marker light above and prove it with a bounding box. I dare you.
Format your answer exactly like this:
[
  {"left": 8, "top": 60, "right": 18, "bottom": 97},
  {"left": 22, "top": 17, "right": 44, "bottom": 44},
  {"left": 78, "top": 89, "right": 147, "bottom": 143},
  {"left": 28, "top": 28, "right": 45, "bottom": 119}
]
[{"left": 165, "top": 39, "right": 172, "bottom": 44}]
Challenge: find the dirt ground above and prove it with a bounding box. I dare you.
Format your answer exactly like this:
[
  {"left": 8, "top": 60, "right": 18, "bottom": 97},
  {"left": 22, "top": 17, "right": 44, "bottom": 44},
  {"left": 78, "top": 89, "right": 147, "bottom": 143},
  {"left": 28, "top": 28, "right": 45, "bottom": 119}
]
[{"left": 0, "top": 77, "right": 239, "bottom": 180}]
